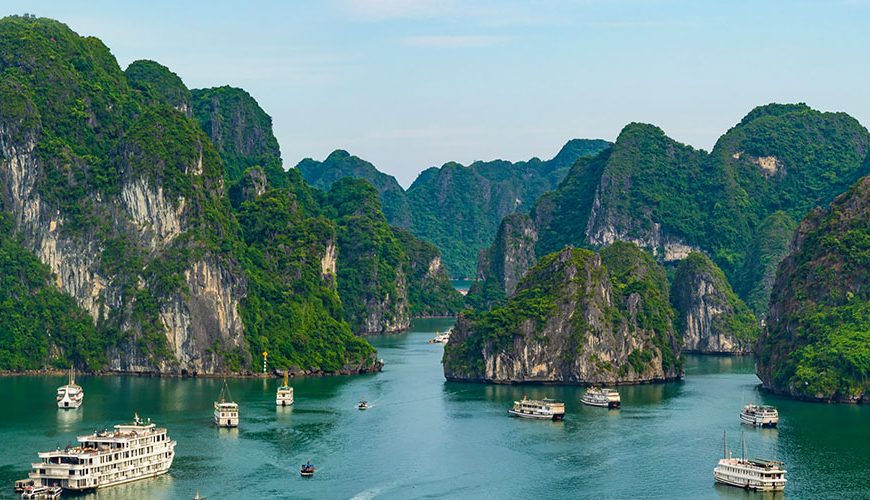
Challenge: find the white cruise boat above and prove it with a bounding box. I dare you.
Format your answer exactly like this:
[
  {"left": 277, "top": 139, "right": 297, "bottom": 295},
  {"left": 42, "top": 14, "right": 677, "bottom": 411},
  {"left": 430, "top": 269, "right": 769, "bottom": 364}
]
[
  {"left": 580, "top": 387, "right": 621, "bottom": 408},
  {"left": 508, "top": 396, "right": 565, "bottom": 421},
  {"left": 214, "top": 382, "right": 239, "bottom": 427},
  {"left": 56, "top": 368, "right": 83, "bottom": 409},
  {"left": 27, "top": 413, "right": 175, "bottom": 492},
  {"left": 740, "top": 403, "right": 779, "bottom": 427},
  {"left": 713, "top": 432, "right": 786, "bottom": 491},
  {"left": 428, "top": 330, "right": 450, "bottom": 344},
  {"left": 276, "top": 372, "right": 294, "bottom": 407}
]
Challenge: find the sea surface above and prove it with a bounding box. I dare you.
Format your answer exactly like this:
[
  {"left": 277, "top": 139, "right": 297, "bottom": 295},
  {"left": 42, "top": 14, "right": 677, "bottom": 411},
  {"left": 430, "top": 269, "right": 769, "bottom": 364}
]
[{"left": 0, "top": 318, "right": 867, "bottom": 499}]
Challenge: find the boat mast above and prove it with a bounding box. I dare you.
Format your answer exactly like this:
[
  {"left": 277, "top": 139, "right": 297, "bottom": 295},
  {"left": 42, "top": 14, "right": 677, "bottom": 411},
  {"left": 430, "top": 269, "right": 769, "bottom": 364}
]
[
  {"left": 741, "top": 432, "right": 746, "bottom": 461},
  {"left": 283, "top": 370, "right": 289, "bottom": 387},
  {"left": 723, "top": 431, "right": 727, "bottom": 459}
]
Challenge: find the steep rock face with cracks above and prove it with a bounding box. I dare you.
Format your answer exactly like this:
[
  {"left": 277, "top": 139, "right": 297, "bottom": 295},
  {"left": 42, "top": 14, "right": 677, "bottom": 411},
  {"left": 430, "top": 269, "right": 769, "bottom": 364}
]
[{"left": 444, "top": 243, "right": 683, "bottom": 385}]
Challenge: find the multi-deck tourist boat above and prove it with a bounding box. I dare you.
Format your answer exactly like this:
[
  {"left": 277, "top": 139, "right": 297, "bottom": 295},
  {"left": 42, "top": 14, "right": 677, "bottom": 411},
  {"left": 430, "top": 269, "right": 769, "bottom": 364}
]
[
  {"left": 214, "top": 382, "right": 239, "bottom": 428},
  {"left": 739, "top": 403, "right": 779, "bottom": 427},
  {"left": 508, "top": 396, "right": 565, "bottom": 421},
  {"left": 26, "top": 413, "right": 175, "bottom": 492},
  {"left": 56, "top": 368, "right": 83, "bottom": 409},
  {"left": 713, "top": 432, "right": 786, "bottom": 491},
  {"left": 580, "top": 387, "right": 621, "bottom": 408},
  {"left": 276, "top": 372, "right": 294, "bottom": 407}
]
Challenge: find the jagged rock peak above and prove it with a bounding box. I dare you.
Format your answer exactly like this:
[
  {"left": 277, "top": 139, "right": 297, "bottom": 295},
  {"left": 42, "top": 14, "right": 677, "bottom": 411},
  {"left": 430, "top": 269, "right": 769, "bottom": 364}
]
[{"left": 670, "top": 252, "right": 758, "bottom": 354}]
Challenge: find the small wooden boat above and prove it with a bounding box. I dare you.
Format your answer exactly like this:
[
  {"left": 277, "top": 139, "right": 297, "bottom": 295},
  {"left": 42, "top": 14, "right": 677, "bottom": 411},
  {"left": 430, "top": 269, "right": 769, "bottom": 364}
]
[
  {"left": 14, "top": 479, "right": 34, "bottom": 493},
  {"left": 358, "top": 400, "right": 369, "bottom": 410},
  {"left": 300, "top": 461, "right": 315, "bottom": 477}
]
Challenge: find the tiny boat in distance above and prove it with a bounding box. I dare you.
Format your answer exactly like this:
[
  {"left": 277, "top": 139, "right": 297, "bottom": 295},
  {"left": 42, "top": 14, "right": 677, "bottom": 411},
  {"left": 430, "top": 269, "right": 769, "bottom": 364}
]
[
  {"left": 214, "top": 381, "right": 239, "bottom": 428},
  {"left": 713, "top": 431, "right": 786, "bottom": 491},
  {"left": 300, "top": 461, "right": 315, "bottom": 477},
  {"left": 56, "top": 368, "right": 83, "bottom": 409},
  {"left": 358, "top": 400, "right": 369, "bottom": 410},
  {"left": 740, "top": 403, "right": 779, "bottom": 427},
  {"left": 193, "top": 490, "right": 207, "bottom": 500},
  {"left": 276, "top": 371, "right": 294, "bottom": 407},
  {"left": 580, "top": 387, "right": 621, "bottom": 409},
  {"left": 508, "top": 396, "right": 565, "bottom": 421},
  {"left": 428, "top": 330, "right": 450, "bottom": 344}
]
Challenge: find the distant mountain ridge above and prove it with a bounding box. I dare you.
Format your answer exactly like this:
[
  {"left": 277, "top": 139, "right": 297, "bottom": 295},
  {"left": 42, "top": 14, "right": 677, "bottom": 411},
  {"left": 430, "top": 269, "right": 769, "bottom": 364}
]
[{"left": 296, "top": 139, "right": 612, "bottom": 277}]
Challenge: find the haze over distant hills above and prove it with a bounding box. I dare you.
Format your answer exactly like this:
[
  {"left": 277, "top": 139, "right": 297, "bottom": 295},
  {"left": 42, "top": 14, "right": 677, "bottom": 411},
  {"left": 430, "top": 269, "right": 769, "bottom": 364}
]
[{"left": 297, "top": 139, "right": 612, "bottom": 277}]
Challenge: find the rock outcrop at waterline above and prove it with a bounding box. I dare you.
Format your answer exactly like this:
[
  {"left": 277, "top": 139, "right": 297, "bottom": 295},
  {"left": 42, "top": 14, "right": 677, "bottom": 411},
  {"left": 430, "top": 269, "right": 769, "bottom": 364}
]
[
  {"left": 443, "top": 243, "right": 683, "bottom": 384},
  {"left": 756, "top": 175, "right": 870, "bottom": 403},
  {"left": 670, "top": 253, "right": 758, "bottom": 354}
]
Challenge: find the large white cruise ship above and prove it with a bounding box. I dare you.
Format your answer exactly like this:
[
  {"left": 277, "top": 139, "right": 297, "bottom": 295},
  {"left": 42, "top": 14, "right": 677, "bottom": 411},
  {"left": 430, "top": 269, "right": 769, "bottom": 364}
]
[{"left": 27, "top": 414, "right": 175, "bottom": 491}]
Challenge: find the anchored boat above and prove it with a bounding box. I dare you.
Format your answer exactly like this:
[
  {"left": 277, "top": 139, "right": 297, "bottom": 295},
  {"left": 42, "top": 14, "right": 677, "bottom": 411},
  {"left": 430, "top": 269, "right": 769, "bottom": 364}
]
[
  {"left": 56, "top": 368, "right": 83, "bottom": 409},
  {"left": 580, "top": 387, "right": 621, "bottom": 409},
  {"left": 26, "top": 413, "right": 175, "bottom": 492},
  {"left": 214, "top": 381, "right": 239, "bottom": 428},
  {"left": 740, "top": 403, "right": 779, "bottom": 427},
  {"left": 276, "top": 372, "right": 294, "bottom": 407},
  {"left": 300, "top": 461, "right": 315, "bottom": 477},
  {"left": 508, "top": 396, "right": 565, "bottom": 421},
  {"left": 713, "top": 431, "right": 786, "bottom": 491},
  {"left": 358, "top": 400, "right": 369, "bottom": 410}
]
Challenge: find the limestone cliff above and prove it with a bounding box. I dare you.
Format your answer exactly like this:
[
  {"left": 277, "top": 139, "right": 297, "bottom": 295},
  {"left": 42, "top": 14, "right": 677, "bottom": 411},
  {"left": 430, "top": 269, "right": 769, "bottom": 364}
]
[
  {"left": 757, "top": 176, "right": 869, "bottom": 403},
  {"left": 444, "top": 243, "right": 683, "bottom": 384},
  {"left": 670, "top": 253, "right": 758, "bottom": 354},
  {"left": 466, "top": 213, "right": 537, "bottom": 310}
]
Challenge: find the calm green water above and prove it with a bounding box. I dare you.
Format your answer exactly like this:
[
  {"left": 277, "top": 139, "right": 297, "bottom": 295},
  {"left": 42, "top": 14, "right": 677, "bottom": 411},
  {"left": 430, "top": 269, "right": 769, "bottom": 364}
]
[{"left": 1, "top": 318, "right": 868, "bottom": 499}]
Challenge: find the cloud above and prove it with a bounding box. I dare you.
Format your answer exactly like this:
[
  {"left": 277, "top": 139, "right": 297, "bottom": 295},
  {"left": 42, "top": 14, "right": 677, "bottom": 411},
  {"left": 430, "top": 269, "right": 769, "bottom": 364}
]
[{"left": 401, "top": 34, "right": 510, "bottom": 48}]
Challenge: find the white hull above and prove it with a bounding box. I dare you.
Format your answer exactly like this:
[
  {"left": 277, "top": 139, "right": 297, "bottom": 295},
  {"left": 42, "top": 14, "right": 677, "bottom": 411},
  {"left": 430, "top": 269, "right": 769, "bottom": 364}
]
[
  {"left": 739, "top": 413, "right": 778, "bottom": 427},
  {"left": 714, "top": 470, "right": 786, "bottom": 491},
  {"left": 507, "top": 409, "right": 562, "bottom": 420},
  {"left": 580, "top": 397, "right": 619, "bottom": 408},
  {"left": 276, "top": 399, "right": 294, "bottom": 406}
]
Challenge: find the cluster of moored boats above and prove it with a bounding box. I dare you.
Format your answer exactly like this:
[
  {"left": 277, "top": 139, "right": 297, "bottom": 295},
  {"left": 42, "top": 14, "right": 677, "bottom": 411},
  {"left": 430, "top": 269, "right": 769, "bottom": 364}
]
[
  {"left": 13, "top": 370, "right": 327, "bottom": 498},
  {"left": 509, "top": 389, "right": 786, "bottom": 492},
  {"left": 16, "top": 366, "right": 787, "bottom": 496}
]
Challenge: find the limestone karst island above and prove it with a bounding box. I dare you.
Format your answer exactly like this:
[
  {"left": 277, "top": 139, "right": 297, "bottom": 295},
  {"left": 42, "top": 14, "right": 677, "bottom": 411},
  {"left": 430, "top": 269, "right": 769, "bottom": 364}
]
[{"left": 0, "top": 3, "right": 867, "bottom": 499}]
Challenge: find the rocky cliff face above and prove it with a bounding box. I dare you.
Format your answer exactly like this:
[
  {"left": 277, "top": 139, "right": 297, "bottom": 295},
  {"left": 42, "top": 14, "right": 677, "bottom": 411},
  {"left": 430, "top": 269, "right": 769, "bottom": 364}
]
[
  {"left": 0, "top": 16, "right": 380, "bottom": 375},
  {"left": 466, "top": 213, "right": 537, "bottom": 310},
  {"left": 444, "top": 243, "right": 682, "bottom": 384},
  {"left": 670, "top": 253, "right": 758, "bottom": 354},
  {"left": 191, "top": 86, "right": 284, "bottom": 186},
  {"left": 757, "top": 176, "right": 869, "bottom": 403},
  {"left": 533, "top": 105, "right": 869, "bottom": 309}
]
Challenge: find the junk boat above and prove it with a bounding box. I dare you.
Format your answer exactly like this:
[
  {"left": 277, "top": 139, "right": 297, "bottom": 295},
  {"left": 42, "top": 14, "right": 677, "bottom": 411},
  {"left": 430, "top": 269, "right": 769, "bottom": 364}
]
[
  {"left": 713, "top": 431, "right": 786, "bottom": 491},
  {"left": 26, "top": 413, "right": 175, "bottom": 492},
  {"left": 20, "top": 484, "right": 62, "bottom": 499},
  {"left": 56, "top": 368, "right": 83, "bottom": 409},
  {"left": 740, "top": 403, "right": 779, "bottom": 427},
  {"left": 276, "top": 372, "right": 294, "bottom": 407},
  {"left": 300, "top": 461, "right": 315, "bottom": 477},
  {"left": 508, "top": 396, "right": 565, "bottom": 421},
  {"left": 580, "top": 387, "right": 621, "bottom": 408},
  {"left": 358, "top": 400, "right": 369, "bottom": 410},
  {"left": 214, "top": 381, "right": 239, "bottom": 428}
]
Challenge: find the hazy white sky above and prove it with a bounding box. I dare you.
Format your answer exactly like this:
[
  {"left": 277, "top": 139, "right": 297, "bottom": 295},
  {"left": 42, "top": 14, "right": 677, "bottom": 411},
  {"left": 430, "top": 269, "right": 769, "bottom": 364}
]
[{"left": 8, "top": 0, "right": 870, "bottom": 186}]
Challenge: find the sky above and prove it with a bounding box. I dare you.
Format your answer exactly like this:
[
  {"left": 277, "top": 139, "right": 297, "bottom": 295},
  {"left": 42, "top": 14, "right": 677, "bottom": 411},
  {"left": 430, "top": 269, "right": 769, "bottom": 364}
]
[{"left": 7, "top": 0, "right": 870, "bottom": 187}]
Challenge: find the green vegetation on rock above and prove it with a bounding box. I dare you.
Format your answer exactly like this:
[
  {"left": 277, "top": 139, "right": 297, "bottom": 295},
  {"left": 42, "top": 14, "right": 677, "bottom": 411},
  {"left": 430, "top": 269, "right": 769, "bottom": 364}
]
[
  {"left": 444, "top": 242, "right": 682, "bottom": 383},
  {"left": 125, "top": 59, "right": 191, "bottom": 113},
  {"left": 671, "top": 252, "right": 759, "bottom": 353},
  {"left": 191, "top": 86, "right": 285, "bottom": 186},
  {"left": 757, "top": 176, "right": 870, "bottom": 402}
]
